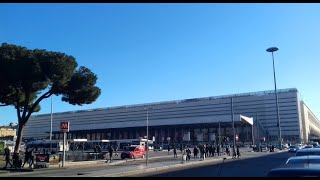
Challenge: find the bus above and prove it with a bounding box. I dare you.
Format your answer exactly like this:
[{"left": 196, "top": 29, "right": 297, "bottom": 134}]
[
  {"left": 109, "top": 138, "right": 154, "bottom": 151},
  {"left": 26, "top": 140, "right": 69, "bottom": 153}
]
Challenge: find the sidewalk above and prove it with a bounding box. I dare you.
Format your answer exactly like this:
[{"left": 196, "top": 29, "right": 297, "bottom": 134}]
[{"left": 88, "top": 154, "right": 231, "bottom": 177}]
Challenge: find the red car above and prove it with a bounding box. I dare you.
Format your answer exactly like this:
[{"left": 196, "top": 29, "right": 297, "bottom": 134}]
[{"left": 121, "top": 145, "right": 146, "bottom": 159}]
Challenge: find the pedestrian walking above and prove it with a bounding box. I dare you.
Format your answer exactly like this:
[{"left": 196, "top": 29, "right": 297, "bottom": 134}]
[
  {"left": 167, "top": 145, "right": 170, "bottom": 155},
  {"left": 217, "top": 144, "right": 220, "bottom": 156},
  {"left": 193, "top": 146, "right": 198, "bottom": 159},
  {"left": 3, "top": 146, "right": 13, "bottom": 169},
  {"left": 29, "top": 149, "right": 35, "bottom": 168},
  {"left": 236, "top": 146, "right": 241, "bottom": 159},
  {"left": 22, "top": 149, "right": 30, "bottom": 168},
  {"left": 173, "top": 146, "right": 177, "bottom": 158},
  {"left": 186, "top": 148, "right": 191, "bottom": 161},
  {"left": 226, "top": 145, "right": 230, "bottom": 156},
  {"left": 108, "top": 146, "right": 114, "bottom": 163}
]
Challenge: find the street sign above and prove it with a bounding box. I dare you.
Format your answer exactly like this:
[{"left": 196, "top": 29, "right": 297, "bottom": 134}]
[{"left": 60, "top": 122, "right": 70, "bottom": 132}]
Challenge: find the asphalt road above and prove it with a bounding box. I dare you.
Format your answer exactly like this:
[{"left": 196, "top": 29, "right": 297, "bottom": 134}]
[
  {"left": 1, "top": 149, "right": 295, "bottom": 177},
  {"left": 0, "top": 151, "right": 179, "bottom": 177},
  {"left": 146, "top": 151, "right": 295, "bottom": 177}
]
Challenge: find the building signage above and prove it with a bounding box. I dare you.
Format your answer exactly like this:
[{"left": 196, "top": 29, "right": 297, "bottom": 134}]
[{"left": 60, "top": 122, "right": 70, "bottom": 132}]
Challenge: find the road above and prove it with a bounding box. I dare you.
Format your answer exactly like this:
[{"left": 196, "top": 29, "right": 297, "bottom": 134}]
[
  {"left": 1, "top": 149, "right": 295, "bottom": 177},
  {"left": 145, "top": 151, "right": 295, "bottom": 177}
]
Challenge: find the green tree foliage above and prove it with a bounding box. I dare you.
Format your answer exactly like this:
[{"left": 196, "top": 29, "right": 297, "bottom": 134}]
[{"left": 0, "top": 43, "right": 101, "bottom": 152}]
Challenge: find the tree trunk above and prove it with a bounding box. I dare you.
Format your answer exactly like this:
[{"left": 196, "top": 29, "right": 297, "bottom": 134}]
[{"left": 14, "top": 123, "right": 24, "bottom": 153}]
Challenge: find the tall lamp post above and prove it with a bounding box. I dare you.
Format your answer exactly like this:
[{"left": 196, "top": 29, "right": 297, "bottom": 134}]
[
  {"left": 266, "top": 47, "right": 282, "bottom": 150},
  {"left": 231, "top": 97, "right": 236, "bottom": 155},
  {"left": 50, "top": 96, "right": 53, "bottom": 140},
  {"left": 144, "top": 107, "right": 153, "bottom": 166}
]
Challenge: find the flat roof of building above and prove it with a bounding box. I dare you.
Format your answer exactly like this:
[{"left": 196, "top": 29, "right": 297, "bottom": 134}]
[{"left": 32, "top": 88, "right": 298, "bottom": 118}]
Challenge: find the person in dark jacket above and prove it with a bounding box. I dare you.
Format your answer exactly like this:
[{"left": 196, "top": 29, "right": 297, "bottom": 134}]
[
  {"left": 3, "top": 146, "right": 13, "bottom": 169},
  {"left": 236, "top": 146, "right": 241, "bottom": 159},
  {"left": 173, "top": 146, "right": 177, "bottom": 158},
  {"left": 186, "top": 148, "right": 191, "bottom": 161},
  {"left": 226, "top": 145, "right": 230, "bottom": 156},
  {"left": 29, "top": 149, "right": 35, "bottom": 168},
  {"left": 22, "top": 149, "right": 30, "bottom": 168},
  {"left": 108, "top": 146, "right": 114, "bottom": 163},
  {"left": 193, "top": 146, "right": 198, "bottom": 159}
]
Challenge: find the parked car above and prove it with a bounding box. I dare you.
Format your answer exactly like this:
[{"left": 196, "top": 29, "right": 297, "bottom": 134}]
[
  {"left": 120, "top": 145, "right": 146, "bottom": 159},
  {"left": 286, "top": 156, "right": 320, "bottom": 165},
  {"left": 267, "top": 164, "right": 320, "bottom": 177},
  {"left": 296, "top": 148, "right": 320, "bottom": 156}
]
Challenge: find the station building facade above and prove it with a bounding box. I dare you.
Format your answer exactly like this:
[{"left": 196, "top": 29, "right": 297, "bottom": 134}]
[{"left": 23, "top": 88, "right": 320, "bottom": 145}]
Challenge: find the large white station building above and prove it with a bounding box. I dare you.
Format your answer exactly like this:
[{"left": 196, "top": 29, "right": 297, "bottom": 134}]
[{"left": 23, "top": 88, "right": 320, "bottom": 145}]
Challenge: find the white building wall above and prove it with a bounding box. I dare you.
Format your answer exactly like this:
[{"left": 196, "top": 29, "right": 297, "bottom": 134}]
[{"left": 23, "top": 88, "right": 305, "bottom": 141}]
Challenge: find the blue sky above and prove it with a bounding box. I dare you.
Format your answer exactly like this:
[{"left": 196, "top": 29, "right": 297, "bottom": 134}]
[{"left": 1, "top": 3, "right": 320, "bottom": 125}]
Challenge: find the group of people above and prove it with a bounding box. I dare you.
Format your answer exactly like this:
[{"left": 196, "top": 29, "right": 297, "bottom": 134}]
[
  {"left": 105, "top": 144, "right": 118, "bottom": 163},
  {"left": 3, "top": 146, "right": 36, "bottom": 170},
  {"left": 169, "top": 143, "right": 242, "bottom": 160}
]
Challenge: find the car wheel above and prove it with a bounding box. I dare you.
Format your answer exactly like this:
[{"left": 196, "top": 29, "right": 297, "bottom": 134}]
[{"left": 121, "top": 154, "right": 125, "bottom": 159}]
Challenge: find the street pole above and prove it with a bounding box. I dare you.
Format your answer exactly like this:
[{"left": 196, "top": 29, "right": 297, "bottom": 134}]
[
  {"left": 256, "top": 113, "right": 260, "bottom": 151},
  {"left": 266, "top": 47, "right": 281, "bottom": 150},
  {"left": 50, "top": 96, "right": 53, "bottom": 140},
  {"left": 218, "top": 121, "right": 221, "bottom": 146},
  {"left": 252, "top": 117, "right": 254, "bottom": 146},
  {"left": 144, "top": 107, "right": 152, "bottom": 167},
  {"left": 146, "top": 108, "right": 149, "bottom": 167},
  {"left": 50, "top": 96, "right": 53, "bottom": 151},
  {"left": 62, "top": 132, "right": 66, "bottom": 167},
  {"left": 231, "top": 97, "right": 236, "bottom": 155}
]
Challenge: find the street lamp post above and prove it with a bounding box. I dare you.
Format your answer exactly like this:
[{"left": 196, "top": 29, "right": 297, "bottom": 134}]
[
  {"left": 231, "top": 97, "right": 236, "bottom": 156},
  {"left": 144, "top": 107, "right": 152, "bottom": 166},
  {"left": 50, "top": 96, "right": 53, "bottom": 141},
  {"left": 266, "top": 47, "right": 282, "bottom": 150}
]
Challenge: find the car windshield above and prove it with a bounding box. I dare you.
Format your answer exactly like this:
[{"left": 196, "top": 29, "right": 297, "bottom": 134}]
[
  {"left": 290, "top": 146, "right": 296, "bottom": 148},
  {"left": 126, "top": 147, "right": 136, "bottom": 151}
]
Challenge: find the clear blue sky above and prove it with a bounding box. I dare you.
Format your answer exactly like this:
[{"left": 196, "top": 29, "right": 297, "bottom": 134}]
[{"left": 1, "top": 3, "right": 320, "bottom": 125}]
